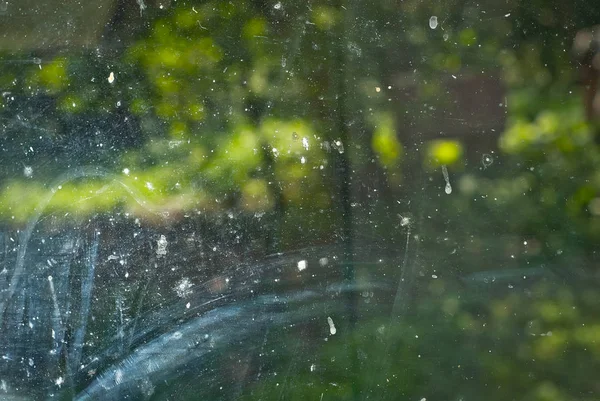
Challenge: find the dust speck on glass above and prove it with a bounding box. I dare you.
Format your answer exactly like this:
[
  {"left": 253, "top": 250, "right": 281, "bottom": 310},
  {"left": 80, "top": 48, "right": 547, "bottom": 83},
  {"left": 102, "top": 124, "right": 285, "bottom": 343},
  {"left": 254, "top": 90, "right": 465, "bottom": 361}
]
[{"left": 0, "top": 0, "right": 599, "bottom": 399}]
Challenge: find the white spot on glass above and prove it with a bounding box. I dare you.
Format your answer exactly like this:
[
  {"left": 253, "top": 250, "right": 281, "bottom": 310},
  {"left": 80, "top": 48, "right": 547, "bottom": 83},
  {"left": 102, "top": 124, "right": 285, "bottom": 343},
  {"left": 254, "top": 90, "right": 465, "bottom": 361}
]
[
  {"left": 482, "top": 153, "right": 493, "bottom": 169},
  {"left": 442, "top": 165, "right": 452, "bottom": 194},
  {"left": 136, "top": 0, "right": 146, "bottom": 16},
  {"left": 327, "top": 316, "right": 336, "bottom": 335},
  {"left": 429, "top": 16, "right": 438, "bottom": 29},
  {"left": 156, "top": 235, "right": 168, "bottom": 256},
  {"left": 174, "top": 278, "right": 193, "bottom": 298}
]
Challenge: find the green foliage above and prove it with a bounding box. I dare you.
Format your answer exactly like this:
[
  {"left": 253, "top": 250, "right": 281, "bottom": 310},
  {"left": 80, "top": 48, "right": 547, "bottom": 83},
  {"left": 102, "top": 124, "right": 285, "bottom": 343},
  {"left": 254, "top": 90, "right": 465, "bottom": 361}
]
[
  {"left": 371, "top": 112, "right": 403, "bottom": 168},
  {"left": 234, "top": 275, "right": 600, "bottom": 401},
  {"left": 501, "top": 100, "right": 591, "bottom": 155},
  {"left": 2, "top": 0, "right": 600, "bottom": 398},
  {"left": 425, "top": 139, "right": 463, "bottom": 168}
]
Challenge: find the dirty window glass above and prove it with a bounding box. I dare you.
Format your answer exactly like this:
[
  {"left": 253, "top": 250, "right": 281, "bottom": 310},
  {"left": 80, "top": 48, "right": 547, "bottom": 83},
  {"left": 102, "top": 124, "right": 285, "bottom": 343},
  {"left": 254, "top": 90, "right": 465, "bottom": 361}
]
[{"left": 1, "top": 0, "right": 600, "bottom": 400}]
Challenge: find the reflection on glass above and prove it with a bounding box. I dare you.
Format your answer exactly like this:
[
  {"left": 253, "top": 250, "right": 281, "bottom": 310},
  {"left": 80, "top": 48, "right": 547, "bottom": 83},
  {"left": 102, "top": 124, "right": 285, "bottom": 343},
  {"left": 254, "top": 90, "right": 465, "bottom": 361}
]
[{"left": 0, "top": 0, "right": 599, "bottom": 400}]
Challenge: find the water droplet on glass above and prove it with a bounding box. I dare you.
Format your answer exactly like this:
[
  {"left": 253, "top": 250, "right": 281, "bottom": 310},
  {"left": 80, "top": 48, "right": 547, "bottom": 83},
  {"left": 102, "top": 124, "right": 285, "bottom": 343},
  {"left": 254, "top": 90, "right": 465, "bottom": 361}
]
[
  {"left": 482, "top": 153, "right": 493, "bottom": 169},
  {"left": 327, "top": 316, "right": 337, "bottom": 335},
  {"left": 333, "top": 140, "right": 344, "bottom": 154},
  {"left": 429, "top": 16, "right": 438, "bottom": 29},
  {"left": 442, "top": 165, "right": 452, "bottom": 194}
]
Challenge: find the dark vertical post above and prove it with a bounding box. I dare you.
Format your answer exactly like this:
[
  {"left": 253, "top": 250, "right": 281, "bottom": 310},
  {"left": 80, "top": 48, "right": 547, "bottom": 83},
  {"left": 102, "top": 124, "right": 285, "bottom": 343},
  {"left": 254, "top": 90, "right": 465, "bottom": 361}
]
[
  {"left": 573, "top": 26, "right": 600, "bottom": 125},
  {"left": 262, "top": 145, "right": 284, "bottom": 254},
  {"left": 333, "top": 1, "right": 359, "bottom": 399},
  {"left": 333, "top": 0, "right": 355, "bottom": 304}
]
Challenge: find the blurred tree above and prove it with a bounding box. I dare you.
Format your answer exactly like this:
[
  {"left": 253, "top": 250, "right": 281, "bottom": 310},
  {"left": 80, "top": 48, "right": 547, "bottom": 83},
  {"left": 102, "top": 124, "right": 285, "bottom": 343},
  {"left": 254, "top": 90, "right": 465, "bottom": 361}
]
[{"left": 2, "top": 2, "right": 600, "bottom": 398}]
